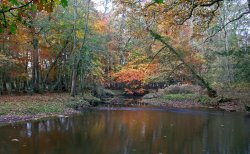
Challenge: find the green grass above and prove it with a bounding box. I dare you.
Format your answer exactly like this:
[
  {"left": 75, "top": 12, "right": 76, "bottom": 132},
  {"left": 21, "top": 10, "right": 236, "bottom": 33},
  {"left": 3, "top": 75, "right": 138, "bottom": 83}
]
[
  {"left": 0, "top": 93, "right": 97, "bottom": 116},
  {"left": 0, "top": 102, "right": 65, "bottom": 115},
  {"left": 161, "top": 93, "right": 217, "bottom": 105},
  {"left": 24, "top": 103, "right": 64, "bottom": 114},
  {"left": 161, "top": 93, "right": 198, "bottom": 101},
  {"left": 65, "top": 100, "right": 89, "bottom": 108},
  {"left": 0, "top": 105, "right": 14, "bottom": 115},
  {"left": 0, "top": 100, "right": 90, "bottom": 116}
]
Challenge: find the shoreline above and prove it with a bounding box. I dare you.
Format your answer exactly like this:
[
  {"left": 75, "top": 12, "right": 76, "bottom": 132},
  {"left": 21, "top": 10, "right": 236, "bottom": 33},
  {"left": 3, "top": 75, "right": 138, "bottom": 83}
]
[
  {"left": 141, "top": 97, "right": 247, "bottom": 112},
  {"left": 0, "top": 92, "right": 248, "bottom": 125},
  {"left": 0, "top": 101, "right": 247, "bottom": 126},
  {"left": 0, "top": 108, "right": 80, "bottom": 126}
]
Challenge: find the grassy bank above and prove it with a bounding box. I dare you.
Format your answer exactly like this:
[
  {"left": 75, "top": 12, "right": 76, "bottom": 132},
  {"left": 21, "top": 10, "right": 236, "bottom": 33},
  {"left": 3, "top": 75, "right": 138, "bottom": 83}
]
[
  {"left": 0, "top": 93, "right": 94, "bottom": 116},
  {"left": 142, "top": 84, "right": 248, "bottom": 112},
  {"left": 160, "top": 93, "right": 220, "bottom": 105}
]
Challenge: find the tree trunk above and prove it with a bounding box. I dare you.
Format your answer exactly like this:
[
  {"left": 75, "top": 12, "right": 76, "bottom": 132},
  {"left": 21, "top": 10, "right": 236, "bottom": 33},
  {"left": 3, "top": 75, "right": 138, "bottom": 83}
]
[
  {"left": 149, "top": 30, "right": 217, "bottom": 97},
  {"left": 31, "top": 11, "right": 40, "bottom": 92},
  {"left": 70, "top": 0, "right": 91, "bottom": 96},
  {"left": 70, "top": 0, "right": 79, "bottom": 96},
  {"left": 70, "top": 60, "right": 77, "bottom": 96},
  {"left": 32, "top": 38, "right": 40, "bottom": 92}
]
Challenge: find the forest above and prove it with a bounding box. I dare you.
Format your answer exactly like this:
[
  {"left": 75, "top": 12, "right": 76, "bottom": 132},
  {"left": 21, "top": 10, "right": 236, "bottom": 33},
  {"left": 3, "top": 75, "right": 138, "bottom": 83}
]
[
  {"left": 0, "top": 0, "right": 250, "bottom": 153},
  {"left": 0, "top": 0, "right": 250, "bottom": 110}
]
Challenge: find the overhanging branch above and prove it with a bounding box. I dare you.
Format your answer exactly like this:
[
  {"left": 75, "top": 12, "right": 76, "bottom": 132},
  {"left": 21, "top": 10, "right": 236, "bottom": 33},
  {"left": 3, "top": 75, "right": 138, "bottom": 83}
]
[
  {"left": 0, "top": 0, "right": 33, "bottom": 13},
  {"left": 204, "top": 10, "right": 250, "bottom": 42}
]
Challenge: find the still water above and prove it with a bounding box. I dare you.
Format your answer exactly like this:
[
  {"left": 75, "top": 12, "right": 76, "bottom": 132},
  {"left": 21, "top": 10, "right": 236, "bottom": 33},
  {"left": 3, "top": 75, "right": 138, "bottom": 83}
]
[{"left": 0, "top": 107, "right": 249, "bottom": 154}]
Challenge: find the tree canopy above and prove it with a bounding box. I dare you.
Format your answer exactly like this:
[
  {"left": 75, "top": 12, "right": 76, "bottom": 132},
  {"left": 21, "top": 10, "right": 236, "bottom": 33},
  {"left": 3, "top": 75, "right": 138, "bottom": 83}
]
[{"left": 0, "top": 0, "right": 249, "bottom": 98}]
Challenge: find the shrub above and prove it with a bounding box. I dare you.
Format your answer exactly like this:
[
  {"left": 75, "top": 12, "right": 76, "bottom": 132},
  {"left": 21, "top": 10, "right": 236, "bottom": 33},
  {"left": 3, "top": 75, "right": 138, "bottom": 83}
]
[
  {"left": 163, "top": 84, "right": 202, "bottom": 94},
  {"left": 65, "top": 100, "right": 90, "bottom": 108}
]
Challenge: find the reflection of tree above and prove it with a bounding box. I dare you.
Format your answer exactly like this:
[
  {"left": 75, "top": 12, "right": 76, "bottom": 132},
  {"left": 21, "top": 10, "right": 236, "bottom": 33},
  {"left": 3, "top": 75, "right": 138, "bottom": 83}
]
[
  {"left": 0, "top": 111, "right": 249, "bottom": 154},
  {"left": 205, "top": 113, "right": 250, "bottom": 154}
]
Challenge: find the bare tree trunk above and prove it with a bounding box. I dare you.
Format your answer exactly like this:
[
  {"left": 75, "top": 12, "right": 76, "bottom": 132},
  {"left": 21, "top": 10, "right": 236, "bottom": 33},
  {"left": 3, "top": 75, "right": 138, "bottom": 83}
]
[
  {"left": 30, "top": 11, "right": 40, "bottom": 92},
  {"left": 222, "top": 0, "right": 233, "bottom": 85},
  {"left": 32, "top": 37, "right": 40, "bottom": 92},
  {"left": 70, "top": 0, "right": 91, "bottom": 96}
]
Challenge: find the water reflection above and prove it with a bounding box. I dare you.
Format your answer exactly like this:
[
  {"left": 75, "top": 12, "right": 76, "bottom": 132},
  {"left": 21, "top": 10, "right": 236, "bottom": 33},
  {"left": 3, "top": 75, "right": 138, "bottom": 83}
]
[{"left": 0, "top": 109, "right": 249, "bottom": 154}]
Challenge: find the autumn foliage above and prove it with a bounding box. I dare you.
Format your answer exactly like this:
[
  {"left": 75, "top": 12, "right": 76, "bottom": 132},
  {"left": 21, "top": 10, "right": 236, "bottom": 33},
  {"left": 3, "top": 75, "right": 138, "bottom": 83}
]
[
  {"left": 113, "top": 68, "right": 145, "bottom": 95},
  {"left": 112, "top": 51, "right": 158, "bottom": 95}
]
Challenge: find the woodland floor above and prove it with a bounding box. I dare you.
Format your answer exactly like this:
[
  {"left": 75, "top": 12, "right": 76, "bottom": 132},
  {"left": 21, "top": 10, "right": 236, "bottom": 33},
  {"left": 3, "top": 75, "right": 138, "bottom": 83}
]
[{"left": 0, "top": 93, "right": 85, "bottom": 125}]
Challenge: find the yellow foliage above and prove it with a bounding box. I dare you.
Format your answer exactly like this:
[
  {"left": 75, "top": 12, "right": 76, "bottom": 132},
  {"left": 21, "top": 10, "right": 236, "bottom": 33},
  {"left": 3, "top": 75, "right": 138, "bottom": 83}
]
[
  {"left": 93, "top": 20, "right": 107, "bottom": 33},
  {"left": 76, "top": 30, "right": 84, "bottom": 39}
]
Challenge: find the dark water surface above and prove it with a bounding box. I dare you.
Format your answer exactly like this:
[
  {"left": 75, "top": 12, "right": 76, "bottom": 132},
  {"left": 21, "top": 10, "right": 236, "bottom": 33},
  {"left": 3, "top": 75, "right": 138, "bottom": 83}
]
[{"left": 0, "top": 107, "right": 249, "bottom": 154}]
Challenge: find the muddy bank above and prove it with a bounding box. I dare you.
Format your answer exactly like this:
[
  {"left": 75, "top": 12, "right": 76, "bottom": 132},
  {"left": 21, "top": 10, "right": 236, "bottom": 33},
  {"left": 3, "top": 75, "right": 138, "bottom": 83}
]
[{"left": 0, "top": 108, "right": 81, "bottom": 126}]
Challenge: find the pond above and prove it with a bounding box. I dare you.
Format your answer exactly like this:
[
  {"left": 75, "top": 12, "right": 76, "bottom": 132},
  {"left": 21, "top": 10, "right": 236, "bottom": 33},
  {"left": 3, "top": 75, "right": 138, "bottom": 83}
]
[{"left": 0, "top": 107, "right": 249, "bottom": 154}]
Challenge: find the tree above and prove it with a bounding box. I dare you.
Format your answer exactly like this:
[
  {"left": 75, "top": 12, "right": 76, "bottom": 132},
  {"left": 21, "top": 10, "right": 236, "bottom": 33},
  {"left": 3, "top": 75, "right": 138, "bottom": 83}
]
[
  {"left": 0, "top": 0, "right": 68, "bottom": 34},
  {"left": 112, "top": 0, "right": 249, "bottom": 97}
]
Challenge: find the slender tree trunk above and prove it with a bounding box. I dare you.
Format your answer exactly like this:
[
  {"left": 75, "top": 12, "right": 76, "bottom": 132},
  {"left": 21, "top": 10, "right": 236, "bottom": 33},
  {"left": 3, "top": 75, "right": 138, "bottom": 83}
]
[
  {"left": 222, "top": 0, "right": 233, "bottom": 85},
  {"left": 70, "top": 0, "right": 91, "bottom": 96},
  {"left": 70, "top": 0, "right": 79, "bottom": 96},
  {"left": 31, "top": 11, "right": 40, "bottom": 92},
  {"left": 32, "top": 37, "right": 40, "bottom": 92},
  {"left": 43, "top": 38, "right": 70, "bottom": 85}
]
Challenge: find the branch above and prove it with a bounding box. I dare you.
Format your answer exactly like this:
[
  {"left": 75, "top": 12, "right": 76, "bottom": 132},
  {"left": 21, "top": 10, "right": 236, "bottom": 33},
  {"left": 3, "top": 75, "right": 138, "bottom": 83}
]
[
  {"left": 204, "top": 10, "right": 250, "bottom": 42},
  {"left": 3, "top": 13, "right": 7, "bottom": 27},
  {"left": 146, "top": 46, "right": 166, "bottom": 70},
  {"left": 0, "top": 0, "right": 33, "bottom": 13},
  {"left": 176, "top": 0, "right": 222, "bottom": 25},
  {"left": 176, "top": 3, "right": 197, "bottom": 25},
  {"left": 199, "top": 0, "right": 224, "bottom": 7}
]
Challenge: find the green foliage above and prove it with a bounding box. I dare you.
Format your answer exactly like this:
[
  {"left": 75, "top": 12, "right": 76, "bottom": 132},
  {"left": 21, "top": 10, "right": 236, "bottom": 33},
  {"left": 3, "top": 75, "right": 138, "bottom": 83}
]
[
  {"left": 0, "top": 105, "right": 14, "bottom": 115},
  {"left": 195, "top": 96, "right": 213, "bottom": 104},
  {"left": 154, "top": 0, "right": 164, "bottom": 4},
  {"left": 8, "top": 0, "right": 19, "bottom": 5},
  {"left": 0, "top": 0, "right": 69, "bottom": 33},
  {"left": 65, "top": 100, "right": 89, "bottom": 108},
  {"left": 9, "top": 24, "right": 17, "bottom": 34},
  {"left": 162, "top": 93, "right": 198, "bottom": 101},
  {"left": 163, "top": 84, "right": 201, "bottom": 94},
  {"left": 61, "top": 0, "right": 68, "bottom": 8},
  {"left": 31, "top": 4, "right": 37, "bottom": 12},
  {"left": 82, "top": 92, "right": 101, "bottom": 104}
]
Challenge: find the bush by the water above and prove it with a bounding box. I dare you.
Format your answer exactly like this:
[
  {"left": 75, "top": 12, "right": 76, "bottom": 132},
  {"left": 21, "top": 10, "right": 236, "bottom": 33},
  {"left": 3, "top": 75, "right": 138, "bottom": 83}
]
[
  {"left": 143, "top": 84, "right": 202, "bottom": 99},
  {"left": 163, "top": 84, "right": 202, "bottom": 94}
]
